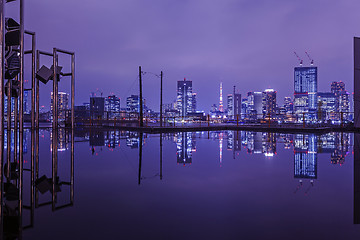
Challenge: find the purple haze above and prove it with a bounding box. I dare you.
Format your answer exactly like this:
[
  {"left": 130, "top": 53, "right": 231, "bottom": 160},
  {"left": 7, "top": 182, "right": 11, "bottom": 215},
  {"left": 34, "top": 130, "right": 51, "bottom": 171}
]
[{"left": 6, "top": 0, "right": 360, "bottom": 112}]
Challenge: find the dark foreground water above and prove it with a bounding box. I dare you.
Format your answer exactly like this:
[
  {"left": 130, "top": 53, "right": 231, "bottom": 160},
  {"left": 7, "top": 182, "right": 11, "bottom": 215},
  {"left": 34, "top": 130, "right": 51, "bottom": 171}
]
[{"left": 4, "top": 130, "right": 360, "bottom": 239}]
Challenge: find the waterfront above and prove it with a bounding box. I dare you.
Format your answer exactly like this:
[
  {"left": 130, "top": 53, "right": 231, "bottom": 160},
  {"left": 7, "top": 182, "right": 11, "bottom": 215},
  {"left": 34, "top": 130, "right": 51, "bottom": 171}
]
[{"left": 4, "top": 130, "right": 360, "bottom": 239}]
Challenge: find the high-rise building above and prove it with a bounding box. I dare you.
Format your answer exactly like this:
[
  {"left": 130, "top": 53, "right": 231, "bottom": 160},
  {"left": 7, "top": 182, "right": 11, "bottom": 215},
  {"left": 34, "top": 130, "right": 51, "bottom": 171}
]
[
  {"left": 339, "top": 90, "right": 350, "bottom": 120},
  {"left": 247, "top": 92, "right": 262, "bottom": 119},
  {"left": 177, "top": 79, "right": 193, "bottom": 117},
  {"left": 51, "top": 91, "right": 69, "bottom": 120},
  {"left": 294, "top": 134, "right": 317, "bottom": 179},
  {"left": 262, "top": 89, "right": 276, "bottom": 117},
  {"left": 241, "top": 97, "right": 248, "bottom": 119},
  {"left": 126, "top": 95, "right": 140, "bottom": 113},
  {"left": 105, "top": 95, "right": 120, "bottom": 117},
  {"left": 90, "top": 96, "right": 105, "bottom": 119},
  {"left": 294, "top": 67, "right": 318, "bottom": 118},
  {"left": 284, "top": 97, "right": 293, "bottom": 114},
  {"left": 226, "top": 86, "right": 241, "bottom": 119},
  {"left": 191, "top": 93, "right": 197, "bottom": 113},
  {"left": 317, "top": 92, "right": 336, "bottom": 121},
  {"left": 331, "top": 81, "right": 345, "bottom": 95},
  {"left": 219, "top": 82, "right": 224, "bottom": 112}
]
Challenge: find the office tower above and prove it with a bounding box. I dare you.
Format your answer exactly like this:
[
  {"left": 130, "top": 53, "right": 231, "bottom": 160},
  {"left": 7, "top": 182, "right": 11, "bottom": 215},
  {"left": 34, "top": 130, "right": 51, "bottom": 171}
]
[
  {"left": 247, "top": 92, "right": 262, "bottom": 119},
  {"left": 219, "top": 82, "right": 224, "bottom": 112},
  {"left": 226, "top": 86, "right": 241, "bottom": 119},
  {"left": 51, "top": 91, "right": 69, "bottom": 120},
  {"left": 331, "top": 81, "right": 345, "bottom": 95},
  {"left": 105, "top": 95, "right": 120, "bottom": 117},
  {"left": 177, "top": 79, "right": 193, "bottom": 117},
  {"left": 262, "top": 132, "right": 276, "bottom": 157},
  {"left": 90, "top": 96, "right": 105, "bottom": 119},
  {"left": 227, "top": 94, "right": 233, "bottom": 117},
  {"left": 339, "top": 91, "right": 350, "bottom": 120},
  {"left": 294, "top": 66, "right": 318, "bottom": 118},
  {"left": 126, "top": 95, "right": 140, "bottom": 113},
  {"left": 191, "top": 93, "right": 197, "bottom": 113},
  {"left": 317, "top": 92, "right": 336, "bottom": 121},
  {"left": 284, "top": 97, "right": 293, "bottom": 114},
  {"left": 241, "top": 97, "right": 248, "bottom": 119},
  {"left": 262, "top": 89, "right": 276, "bottom": 117}
]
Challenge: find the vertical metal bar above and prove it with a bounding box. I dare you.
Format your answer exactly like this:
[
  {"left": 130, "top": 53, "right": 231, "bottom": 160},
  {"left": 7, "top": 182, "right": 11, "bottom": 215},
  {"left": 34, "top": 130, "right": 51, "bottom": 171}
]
[
  {"left": 30, "top": 129, "right": 34, "bottom": 227},
  {"left": 138, "top": 132, "right": 143, "bottom": 185},
  {"left": 53, "top": 48, "right": 57, "bottom": 129},
  {"left": 52, "top": 128, "right": 57, "bottom": 211},
  {"left": 31, "top": 34, "right": 36, "bottom": 129},
  {"left": 6, "top": 80, "right": 11, "bottom": 178},
  {"left": 160, "top": 133, "right": 162, "bottom": 180},
  {"left": 0, "top": 0, "right": 4, "bottom": 235},
  {"left": 139, "top": 66, "right": 143, "bottom": 127},
  {"left": 35, "top": 50, "right": 39, "bottom": 129},
  {"left": 14, "top": 95, "right": 18, "bottom": 162},
  {"left": 160, "top": 71, "right": 163, "bottom": 128},
  {"left": 71, "top": 53, "right": 75, "bottom": 129},
  {"left": 35, "top": 129, "right": 39, "bottom": 208},
  {"left": 19, "top": 0, "right": 25, "bottom": 232},
  {"left": 70, "top": 128, "right": 74, "bottom": 204}
]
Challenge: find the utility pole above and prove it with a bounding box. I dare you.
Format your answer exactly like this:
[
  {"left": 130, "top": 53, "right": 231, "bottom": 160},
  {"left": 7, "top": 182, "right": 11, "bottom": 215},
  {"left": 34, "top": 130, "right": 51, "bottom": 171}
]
[
  {"left": 160, "top": 71, "right": 163, "bottom": 127},
  {"left": 139, "top": 66, "right": 143, "bottom": 127}
]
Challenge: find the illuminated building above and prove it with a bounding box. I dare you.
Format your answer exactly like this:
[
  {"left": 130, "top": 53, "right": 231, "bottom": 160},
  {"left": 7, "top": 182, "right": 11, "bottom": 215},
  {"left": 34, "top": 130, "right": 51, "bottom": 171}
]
[
  {"left": 339, "top": 91, "right": 350, "bottom": 120},
  {"left": 317, "top": 92, "right": 336, "bottom": 121},
  {"left": 262, "top": 89, "right": 276, "bottom": 118},
  {"left": 294, "top": 67, "right": 318, "bottom": 119},
  {"left": 247, "top": 92, "right": 262, "bottom": 119},
  {"left": 51, "top": 91, "right": 69, "bottom": 120},
  {"left": 105, "top": 95, "right": 120, "bottom": 118},
  {"left": 284, "top": 97, "right": 293, "bottom": 114},
  {"left": 176, "top": 79, "right": 193, "bottom": 117},
  {"left": 126, "top": 95, "right": 140, "bottom": 116}
]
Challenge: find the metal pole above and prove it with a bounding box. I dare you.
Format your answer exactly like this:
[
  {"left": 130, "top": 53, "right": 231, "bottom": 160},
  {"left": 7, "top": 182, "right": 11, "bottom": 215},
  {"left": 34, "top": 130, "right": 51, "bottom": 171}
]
[
  {"left": 0, "top": 1, "right": 4, "bottom": 233},
  {"left": 35, "top": 129, "right": 39, "bottom": 208},
  {"left": 6, "top": 80, "right": 11, "bottom": 178},
  {"left": 31, "top": 34, "right": 36, "bottom": 129},
  {"left": 70, "top": 128, "right": 74, "bottom": 204},
  {"left": 71, "top": 53, "right": 75, "bottom": 129},
  {"left": 35, "top": 50, "right": 39, "bottom": 128},
  {"left": 138, "top": 132, "right": 143, "bottom": 185},
  {"left": 53, "top": 48, "right": 58, "bottom": 129},
  {"left": 139, "top": 66, "right": 143, "bottom": 127},
  {"left": 160, "top": 133, "right": 162, "bottom": 180},
  {"left": 160, "top": 71, "right": 163, "bottom": 127}
]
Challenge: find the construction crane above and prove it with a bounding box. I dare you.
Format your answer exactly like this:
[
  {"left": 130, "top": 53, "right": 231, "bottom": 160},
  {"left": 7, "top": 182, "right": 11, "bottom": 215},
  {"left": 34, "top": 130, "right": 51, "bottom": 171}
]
[
  {"left": 91, "top": 88, "right": 103, "bottom": 97},
  {"left": 305, "top": 51, "right": 314, "bottom": 65},
  {"left": 294, "top": 51, "right": 303, "bottom": 66}
]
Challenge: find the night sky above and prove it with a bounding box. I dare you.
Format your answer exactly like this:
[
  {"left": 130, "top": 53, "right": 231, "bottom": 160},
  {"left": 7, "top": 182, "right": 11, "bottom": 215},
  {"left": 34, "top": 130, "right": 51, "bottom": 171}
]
[{"left": 6, "top": 0, "right": 360, "bottom": 112}]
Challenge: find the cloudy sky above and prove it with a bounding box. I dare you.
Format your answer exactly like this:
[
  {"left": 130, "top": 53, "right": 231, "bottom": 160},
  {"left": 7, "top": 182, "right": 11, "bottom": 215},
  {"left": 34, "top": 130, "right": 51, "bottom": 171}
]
[{"left": 6, "top": 0, "right": 360, "bottom": 111}]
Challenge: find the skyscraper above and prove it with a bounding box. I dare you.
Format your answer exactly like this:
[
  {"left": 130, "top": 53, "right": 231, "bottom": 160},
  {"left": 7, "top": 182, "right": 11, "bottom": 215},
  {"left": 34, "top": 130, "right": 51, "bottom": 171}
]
[
  {"left": 177, "top": 78, "right": 193, "bottom": 117},
  {"left": 339, "top": 90, "right": 350, "bottom": 121},
  {"left": 90, "top": 96, "right": 105, "bottom": 119},
  {"left": 226, "top": 86, "right": 241, "bottom": 119},
  {"left": 262, "top": 89, "right": 276, "bottom": 117},
  {"left": 283, "top": 97, "right": 293, "bottom": 115},
  {"left": 294, "top": 66, "right": 318, "bottom": 118},
  {"left": 317, "top": 92, "right": 336, "bottom": 121},
  {"left": 105, "top": 95, "right": 120, "bottom": 117},
  {"left": 126, "top": 95, "right": 140, "bottom": 113},
  {"left": 51, "top": 91, "right": 69, "bottom": 120},
  {"left": 247, "top": 92, "right": 262, "bottom": 119}
]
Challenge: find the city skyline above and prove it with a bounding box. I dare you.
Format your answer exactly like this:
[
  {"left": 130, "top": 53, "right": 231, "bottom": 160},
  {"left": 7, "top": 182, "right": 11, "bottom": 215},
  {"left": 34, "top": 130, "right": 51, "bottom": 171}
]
[{"left": 7, "top": 0, "right": 360, "bottom": 112}]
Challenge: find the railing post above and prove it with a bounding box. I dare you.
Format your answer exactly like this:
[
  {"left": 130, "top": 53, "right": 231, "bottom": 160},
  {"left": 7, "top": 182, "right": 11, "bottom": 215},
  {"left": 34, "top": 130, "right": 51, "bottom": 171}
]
[
  {"left": 341, "top": 111, "right": 344, "bottom": 128},
  {"left": 236, "top": 114, "right": 239, "bottom": 127},
  {"left": 207, "top": 114, "right": 210, "bottom": 127}
]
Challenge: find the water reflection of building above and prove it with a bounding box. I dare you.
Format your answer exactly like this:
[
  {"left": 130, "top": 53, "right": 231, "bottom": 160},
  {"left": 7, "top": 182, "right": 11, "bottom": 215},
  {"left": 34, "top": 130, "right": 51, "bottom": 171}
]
[
  {"left": 226, "top": 131, "right": 241, "bottom": 159},
  {"left": 294, "top": 134, "right": 317, "bottom": 179},
  {"left": 262, "top": 132, "right": 276, "bottom": 157},
  {"left": 105, "top": 131, "right": 121, "bottom": 148},
  {"left": 246, "top": 132, "right": 262, "bottom": 154},
  {"left": 176, "top": 132, "right": 196, "bottom": 165},
  {"left": 4, "top": 129, "right": 28, "bottom": 153},
  {"left": 126, "top": 132, "right": 140, "bottom": 148}
]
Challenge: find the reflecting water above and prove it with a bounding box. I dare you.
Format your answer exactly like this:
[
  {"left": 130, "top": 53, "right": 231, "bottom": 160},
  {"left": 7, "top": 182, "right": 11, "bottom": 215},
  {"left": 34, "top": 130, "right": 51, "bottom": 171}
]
[{"left": 1, "top": 129, "right": 360, "bottom": 239}]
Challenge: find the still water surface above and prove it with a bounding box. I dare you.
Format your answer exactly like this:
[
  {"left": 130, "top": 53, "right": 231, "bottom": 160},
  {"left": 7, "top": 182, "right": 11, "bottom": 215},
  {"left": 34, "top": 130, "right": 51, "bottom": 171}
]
[{"left": 10, "top": 130, "right": 360, "bottom": 239}]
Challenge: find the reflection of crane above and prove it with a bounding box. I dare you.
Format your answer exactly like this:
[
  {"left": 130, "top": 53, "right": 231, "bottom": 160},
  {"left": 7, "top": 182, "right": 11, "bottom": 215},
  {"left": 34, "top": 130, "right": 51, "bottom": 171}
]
[
  {"left": 293, "top": 180, "right": 303, "bottom": 194},
  {"left": 305, "top": 51, "right": 314, "bottom": 65},
  {"left": 294, "top": 51, "right": 303, "bottom": 66},
  {"left": 304, "top": 180, "right": 314, "bottom": 196},
  {"left": 91, "top": 88, "right": 103, "bottom": 97}
]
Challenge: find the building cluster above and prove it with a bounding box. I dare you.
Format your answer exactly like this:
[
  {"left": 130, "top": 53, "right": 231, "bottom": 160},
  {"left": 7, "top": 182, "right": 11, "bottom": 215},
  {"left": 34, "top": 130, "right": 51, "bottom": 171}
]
[{"left": 209, "top": 65, "right": 352, "bottom": 123}]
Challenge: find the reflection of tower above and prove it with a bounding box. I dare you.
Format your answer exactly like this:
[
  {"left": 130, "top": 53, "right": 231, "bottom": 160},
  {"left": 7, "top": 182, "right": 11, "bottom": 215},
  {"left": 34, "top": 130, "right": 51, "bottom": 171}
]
[
  {"left": 126, "top": 132, "right": 140, "bottom": 148},
  {"left": 219, "top": 132, "right": 223, "bottom": 164},
  {"left": 176, "top": 132, "right": 195, "bottom": 165},
  {"left": 331, "top": 132, "right": 350, "bottom": 165},
  {"left": 219, "top": 82, "right": 223, "bottom": 112},
  {"left": 294, "top": 134, "right": 317, "bottom": 179}
]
